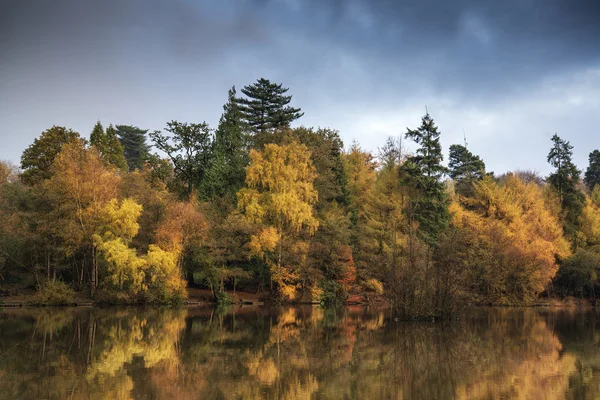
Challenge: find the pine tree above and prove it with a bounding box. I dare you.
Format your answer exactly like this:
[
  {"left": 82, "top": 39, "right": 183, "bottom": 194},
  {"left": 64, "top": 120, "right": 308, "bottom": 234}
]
[
  {"left": 584, "top": 150, "right": 600, "bottom": 191},
  {"left": 236, "top": 78, "right": 303, "bottom": 135},
  {"left": 203, "top": 86, "right": 248, "bottom": 205},
  {"left": 116, "top": 125, "right": 150, "bottom": 171},
  {"left": 448, "top": 144, "right": 486, "bottom": 196},
  {"left": 401, "top": 113, "right": 450, "bottom": 244},
  {"left": 547, "top": 134, "right": 585, "bottom": 242}
]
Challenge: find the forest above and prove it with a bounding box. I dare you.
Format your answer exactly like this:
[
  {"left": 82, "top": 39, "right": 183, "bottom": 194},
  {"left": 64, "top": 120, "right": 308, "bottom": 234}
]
[{"left": 1, "top": 77, "right": 600, "bottom": 318}]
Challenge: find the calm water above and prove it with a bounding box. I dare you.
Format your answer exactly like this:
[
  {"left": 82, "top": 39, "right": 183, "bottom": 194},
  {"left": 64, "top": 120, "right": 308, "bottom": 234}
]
[{"left": 0, "top": 306, "right": 598, "bottom": 399}]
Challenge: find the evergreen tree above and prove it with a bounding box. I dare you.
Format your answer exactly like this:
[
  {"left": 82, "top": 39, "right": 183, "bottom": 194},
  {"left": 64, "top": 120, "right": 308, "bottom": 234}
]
[
  {"left": 90, "top": 122, "right": 127, "bottom": 171},
  {"left": 104, "top": 125, "right": 128, "bottom": 171},
  {"left": 150, "top": 121, "right": 213, "bottom": 198},
  {"left": 584, "top": 150, "right": 600, "bottom": 191},
  {"left": 547, "top": 134, "right": 585, "bottom": 242},
  {"left": 401, "top": 113, "right": 450, "bottom": 244},
  {"left": 448, "top": 144, "right": 486, "bottom": 196},
  {"left": 378, "top": 136, "right": 404, "bottom": 172},
  {"left": 116, "top": 125, "right": 150, "bottom": 171},
  {"left": 203, "top": 86, "right": 249, "bottom": 205},
  {"left": 236, "top": 78, "right": 303, "bottom": 135},
  {"left": 20, "top": 126, "right": 81, "bottom": 185},
  {"left": 90, "top": 121, "right": 107, "bottom": 150}
]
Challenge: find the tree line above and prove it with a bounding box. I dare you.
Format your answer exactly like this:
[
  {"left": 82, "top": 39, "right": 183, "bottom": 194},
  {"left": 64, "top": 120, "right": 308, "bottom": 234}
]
[{"left": 1, "top": 77, "right": 600, "bottom": 316}]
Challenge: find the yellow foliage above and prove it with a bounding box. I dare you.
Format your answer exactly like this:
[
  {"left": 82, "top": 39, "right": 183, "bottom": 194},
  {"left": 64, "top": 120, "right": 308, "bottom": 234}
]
[
  {"left": 238, "top": 142, "right": 319, "bottom": 235},
  {"left": 237, "top": 142, "right": 319, "bottom": 298},
  {"left": 579, "top": 197, "right": 600, "bottom": 246},
  {"left": 145, "top": 244, "right": 187, "bottom": 301},
  {"left": 98, "top": 198, "right": 142, "bottom": 242},
  {"left": 98, "top": 238, "right": 146, "bottom": 293},
  {"left": 271, "top": 262, "right": 300, "bottom": 300},
  {"left": 453, "top": 175, "right": 570, "bottom": 302},
  {"left": 363, "top": 278, "right": 384, "bottom": 295},
  {"left": 248, "top": 227, "right": 279, "bottom": 258}
]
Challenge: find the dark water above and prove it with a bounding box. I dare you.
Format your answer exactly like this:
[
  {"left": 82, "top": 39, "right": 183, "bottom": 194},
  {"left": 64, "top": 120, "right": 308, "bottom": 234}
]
[{"left": 0, "top": 306, "right": 598, "bottom": 399}]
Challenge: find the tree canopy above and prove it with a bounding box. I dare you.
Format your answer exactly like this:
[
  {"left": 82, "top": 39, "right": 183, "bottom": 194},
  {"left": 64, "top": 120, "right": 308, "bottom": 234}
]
[{"left": 236, "top": 78, "right": 303, "bottom": 135}]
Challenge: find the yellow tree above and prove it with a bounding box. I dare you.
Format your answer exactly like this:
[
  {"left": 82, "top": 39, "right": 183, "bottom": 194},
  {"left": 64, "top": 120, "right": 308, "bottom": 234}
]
[
  {"left": 343, "top": 143, "right": 378, "bottom": 281},
  {"left": 237, "top": 142, "right": 319, "bottom": 299},
  {"left": 94, "top": 198, "right": 145, "bottom": 292},
  {"left": 452, "top": 174, "right": 570, "bottom": 303},
  {"left": 45, "top": 140, "right": 120, "bottom": 292}
]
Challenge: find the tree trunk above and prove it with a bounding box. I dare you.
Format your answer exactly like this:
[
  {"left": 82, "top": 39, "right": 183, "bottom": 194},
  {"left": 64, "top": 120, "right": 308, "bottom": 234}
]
[{"left": 90, "top": 246, "right": 96, "bottom": 297}]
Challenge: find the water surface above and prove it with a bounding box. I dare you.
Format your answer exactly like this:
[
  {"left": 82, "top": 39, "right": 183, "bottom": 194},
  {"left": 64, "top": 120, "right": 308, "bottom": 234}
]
[{"left": 0, "top": 306, "right": 597, "bottom": 399}]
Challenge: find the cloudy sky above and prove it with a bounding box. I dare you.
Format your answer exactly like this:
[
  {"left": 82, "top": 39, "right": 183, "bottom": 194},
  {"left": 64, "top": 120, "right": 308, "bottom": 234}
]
[{"left": 1, "top": 0, "right": 599, "bottom": 174}]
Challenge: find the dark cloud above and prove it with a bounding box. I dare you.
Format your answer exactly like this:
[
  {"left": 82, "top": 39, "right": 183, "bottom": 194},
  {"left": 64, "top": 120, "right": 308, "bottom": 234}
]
[
  {"left": 1, "top": 0, "right": 599, "bottom": 174},
  {"left": 248, "top": 0, "right": 600, "bottom": 98}
]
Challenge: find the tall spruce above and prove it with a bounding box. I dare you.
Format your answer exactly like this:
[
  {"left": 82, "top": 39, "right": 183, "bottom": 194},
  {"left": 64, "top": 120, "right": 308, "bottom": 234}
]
[
  {"left": 203, "top": 86, "right": 249, "bottom": 204},
  {"left": 584, "top": 150, "right": 600, "bottom": 191},
  {"left": 116, "top": 125, "right": 150, "bottom": 171},
  {"left": 401, "top": 113, "right": 450, "bottom": 244},
  {"left": 236, "top": 78, "right": 303, "bottom": 136},
  {"left": 547, "top": 134, "right": 585, "bottom": 242},
  {"left": 448, "top": 144, "right": 486, "bottom": 196}
]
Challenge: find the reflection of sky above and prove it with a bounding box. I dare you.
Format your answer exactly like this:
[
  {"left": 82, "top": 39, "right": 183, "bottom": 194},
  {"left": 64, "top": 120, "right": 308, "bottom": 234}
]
[{"left": 2, "top": 0, "right": 600, "bottom": 174}]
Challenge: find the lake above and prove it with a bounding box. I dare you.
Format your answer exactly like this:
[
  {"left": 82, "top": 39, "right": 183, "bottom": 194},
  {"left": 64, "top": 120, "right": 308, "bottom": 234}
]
[{"left": 0, "top": 306, "right": 597, "bottom": 399}]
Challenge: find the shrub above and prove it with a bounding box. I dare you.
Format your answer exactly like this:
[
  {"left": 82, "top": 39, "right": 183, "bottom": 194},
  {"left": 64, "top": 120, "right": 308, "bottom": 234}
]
[
  {"left": 215, "top": 291, "right": 236, "bottom": 306},
  {"left": 318, "top": 280, "right": 346, "bottom": 307},
  {"left": 33, "top": 280, "right": 76, "bottom": 305},
  {"left": 364, "top": 278, "right": 384, "bottom": 295}
]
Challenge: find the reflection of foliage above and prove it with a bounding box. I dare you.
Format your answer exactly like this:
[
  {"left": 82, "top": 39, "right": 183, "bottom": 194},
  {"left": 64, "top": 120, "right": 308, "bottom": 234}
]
[{"left": 0, "top": 307, "right": 597, "bottom": 399}]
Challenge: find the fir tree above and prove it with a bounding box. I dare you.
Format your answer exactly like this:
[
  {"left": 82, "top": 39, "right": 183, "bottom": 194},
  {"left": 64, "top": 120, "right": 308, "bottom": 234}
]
[
  {"left": 448, "top": 144, "right": 486, "bottom": 197},
  {"left": 401, "top": 113, "right": 450, "bottom": 244},
  {"left": 584, "top": 150, "right": 600, "bottom": 191},
  {"left": 104, "top": 125, "right": 128, "bottom": 171},
  {"left": 203, "top": 86, "right": 249, "bottom": 205},
  {"left": 116, "top": 125, "right": 150, "bottom": 171},
  {"left": 90, "top": 121, "right": 107, "bottom": 150},
  {"left": 236, "top": 78, "right": 303, "bottom": 135},
  {"left": 547, "top": 133, "right": 585, "bottom": 242},
  {"left": 90, "top": 122, "right": 127, "bottom": 171}
]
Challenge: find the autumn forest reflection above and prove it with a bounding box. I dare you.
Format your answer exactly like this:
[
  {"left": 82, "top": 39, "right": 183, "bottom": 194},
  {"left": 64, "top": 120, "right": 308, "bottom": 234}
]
[{"left": 0, "top": 307, "right": 598, "bottom": 399}]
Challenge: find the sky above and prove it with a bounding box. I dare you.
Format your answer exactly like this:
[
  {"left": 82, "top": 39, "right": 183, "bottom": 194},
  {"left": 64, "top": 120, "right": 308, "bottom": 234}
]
[{"left": 1, "top": 0, "right": 599, "bottom": 175}]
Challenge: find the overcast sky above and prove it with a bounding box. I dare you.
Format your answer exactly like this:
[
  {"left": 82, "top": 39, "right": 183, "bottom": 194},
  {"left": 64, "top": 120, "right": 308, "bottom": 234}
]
[{"left": 1, "top": 0, "right": 599, "bottom": 174}]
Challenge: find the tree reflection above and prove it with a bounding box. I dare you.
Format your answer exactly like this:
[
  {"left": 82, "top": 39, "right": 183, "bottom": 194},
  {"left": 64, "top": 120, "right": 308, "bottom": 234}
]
[{"left": 0, "top": 307, "right": 595, "bottom": 399}]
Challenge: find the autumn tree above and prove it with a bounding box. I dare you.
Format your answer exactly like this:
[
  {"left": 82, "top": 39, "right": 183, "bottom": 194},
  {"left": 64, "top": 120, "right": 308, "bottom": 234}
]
[
  {"left": 344, "top": 143, "right": 378, "bottom": 279},
  {"left": 401, "top": 113, "right": 450, "bottom": 245},
  {"left": 116, "top": 125, "right": 150, "bottom": 171},
  {"left": 94, "top": 198, "right": 145, "bottom": 292},
  {"left": 237, "top": 142, "right": 319, "bottom": 299},
  {"left": 45, "top": 140, "right": 120, "bottom": 294},
  {"left": 20, "top": 126, "right": 81, "bottom": 185},
  {"left": 150, "top": 121, "right": 213, "bottom": 198},
  {"left": 236, "top": 78, "right": 303, "bottom": 135},
  {"left": 547, "top": 134, "right": 585, "bottom": 242},
  {"left": 452, "top": 175, "right": 570, "bottom": 304}
]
